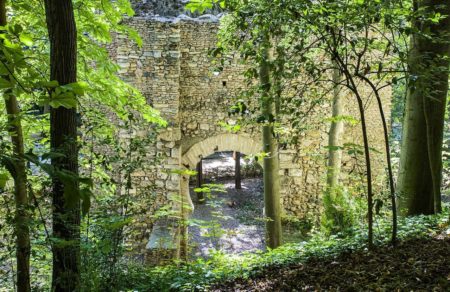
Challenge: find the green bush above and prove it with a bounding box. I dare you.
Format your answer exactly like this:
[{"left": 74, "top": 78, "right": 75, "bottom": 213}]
[{"left": 321, "top": 186, "right": 358, "bottom": 235}]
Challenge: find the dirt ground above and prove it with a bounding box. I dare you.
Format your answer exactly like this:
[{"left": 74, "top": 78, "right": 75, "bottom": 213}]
[{"left": 212, "top": 236, "right": 450, "bottom": 291}]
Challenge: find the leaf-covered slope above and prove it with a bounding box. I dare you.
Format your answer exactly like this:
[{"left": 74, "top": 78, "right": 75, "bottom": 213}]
[{"left": 214, "top": 236, "right": 450, "bottom": 291}]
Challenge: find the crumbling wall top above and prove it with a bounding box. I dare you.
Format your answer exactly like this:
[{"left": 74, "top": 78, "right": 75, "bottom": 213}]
[
  {"left": 132, "top": 14, "right": 221, "bottom": 23},
  {"left": 131, "top": 0, "right": 223, "bottom": 18}
]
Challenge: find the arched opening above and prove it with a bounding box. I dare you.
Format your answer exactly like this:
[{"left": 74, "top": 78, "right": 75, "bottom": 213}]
[
  {"left": 180, "top": 134, "right": 265, "bottom": 257},
  {"left": 182, "top": 133, "right": 261, "bottom": 169}
]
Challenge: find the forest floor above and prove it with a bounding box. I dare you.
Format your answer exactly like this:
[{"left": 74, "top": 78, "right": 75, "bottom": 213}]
[{"left": 213, "top": 233, "right": 450, "bottom": 291}]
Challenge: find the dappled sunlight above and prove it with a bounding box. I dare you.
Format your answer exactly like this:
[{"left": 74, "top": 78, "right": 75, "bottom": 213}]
[{"left": 189, "top": 178, "right": 265, "bottom": 257}]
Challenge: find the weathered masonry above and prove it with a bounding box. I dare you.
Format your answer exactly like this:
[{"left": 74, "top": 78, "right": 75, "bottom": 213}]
[{"left": 109, "top": 11, "right": 391, "bottom": 256}]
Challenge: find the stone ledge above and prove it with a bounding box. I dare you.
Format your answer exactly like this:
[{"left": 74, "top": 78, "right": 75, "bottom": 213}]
[{"left": 145, "top": 218, "right": 181, "bottom": 265}]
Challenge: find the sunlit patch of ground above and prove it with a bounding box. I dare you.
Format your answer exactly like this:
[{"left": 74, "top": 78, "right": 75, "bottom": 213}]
[
  {"left": 188, "top": 153, "right": 308, "bottom": 257},
  {"left": 188, "top": 178, "right": 266, "bottom": 257}
]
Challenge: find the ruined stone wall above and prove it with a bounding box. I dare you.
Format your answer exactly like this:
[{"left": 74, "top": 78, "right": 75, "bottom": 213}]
[
  {"left": 178, "top": 21, "right": 258, "bottom": 151},
  {"left": 174, "top": 20, "right": 329, "bottom": 217},
  {"left": 110, "top": 16, "right": 391, "bottom": 253},
  {"left": 109, "top": 18, "right": 184, "bottom": 251},
  {"left": 278, "top": 113, "right": 330, "bottom": 217}
]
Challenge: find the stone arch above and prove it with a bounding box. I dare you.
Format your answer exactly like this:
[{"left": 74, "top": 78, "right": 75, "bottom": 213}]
[
  {"left": 182, "top": 133, "right": 261, "bottom": 169},
  {"left": 179, "top": 133, "right": 261, "bottom": 215}
]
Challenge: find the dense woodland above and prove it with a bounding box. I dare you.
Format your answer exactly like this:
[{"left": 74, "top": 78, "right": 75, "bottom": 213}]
[{"left": 0, "top": 0, "right": 449, "bottom": 291}]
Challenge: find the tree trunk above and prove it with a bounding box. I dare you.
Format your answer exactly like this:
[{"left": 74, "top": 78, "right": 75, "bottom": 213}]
[
  {"left": 196, "top": 160, "right": 204, "bottom": 203},
  {"left": 235, "top": 151, "right": 242, "bottom": 189},
  {"left": 398, "top": 0, "right": 450, "bottom": 215},
  {"left": 44, "top": 0, "right": 80, "bottom": 290},
  {"left": 0, "top": 1, "right": 31, "bottom": 291},
  {"left": 357, "top": 74, "right": 398, "bottom": 246},
  {"left": 260, "top": 45, "right": 282, "bottom": 249},
  {"left": 326, "top": 66, "right": 344, "bottom": 190},
  {"left": 334, "top": 53, "right": 374, "bottom": 249},
  {"left": 355, "top": 97, "right": 374, "bottom": 249}
]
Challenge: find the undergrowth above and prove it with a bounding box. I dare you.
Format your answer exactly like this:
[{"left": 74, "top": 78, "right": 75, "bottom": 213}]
[{"left": 114, "top": 206, "right": 449, "bottom": 291}]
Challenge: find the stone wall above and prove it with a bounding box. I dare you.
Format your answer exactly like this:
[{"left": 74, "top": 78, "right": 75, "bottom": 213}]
[
  {"left": 178, "top": 21, "right": 257, "bottom": 151},
  {"left": 109, "top": 15, "right": 391, "bottom": 255}
]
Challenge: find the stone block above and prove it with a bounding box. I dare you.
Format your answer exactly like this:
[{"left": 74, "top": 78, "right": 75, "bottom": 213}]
[
  {"left": 155, "top": 180, "right": 165, "bottom": 188},
  {"left": 279, "top": 153, "right": 292, "bottom": 162},
  {"left": 199, "top": 123, "right": 210, "bottom": 130},
  {"left": 289, "top": 169, "right": 303, "bottom": 177},
  {"left": 166, "top": 177, "right": 179, "bottom": 190},
  {"left": 159, "top": 128, "right": 182, "bottom": 141},
  {"left": 186, "top": 122, "right": 197, "bottom": 130},
  {"left": 145, "top": 219, "right": 180, "bottom": 265}
]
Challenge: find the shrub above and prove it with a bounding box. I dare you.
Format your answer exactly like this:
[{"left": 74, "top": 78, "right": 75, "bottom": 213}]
[{"left": 321, "top": 186, "right": 358, "bottom": 235}]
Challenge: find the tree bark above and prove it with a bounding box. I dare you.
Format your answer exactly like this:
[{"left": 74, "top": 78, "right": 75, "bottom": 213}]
[
  {"left": 326, "top": 66, "right": 344, "bottom": 190},
  {"left": 44, "top": 0, "right": 80, "bottom": 290},
  {"left": 0, "top": 1, "right": 31, "bottom": 291},
  {"left": 260, "top": 45, "right": 282, "bottom": 249},
  {"left": 235, "top": 151, "right": 242, "bottom": 189},
  {"left": 398, "top": 0, "right": 450, "bottom": 215}
]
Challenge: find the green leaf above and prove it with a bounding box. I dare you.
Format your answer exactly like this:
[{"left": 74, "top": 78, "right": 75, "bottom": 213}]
[
  {"left": 0, "top": 171, "right": 9, "bottom": 189},
  {"left": 0, "top": 78, "right": 13, "bottom": 89},
  {"left": 49, "top": 92, "right": 77, "bottom": 109},
  {"left": 10, "top": 24, "right": 23, "bottom": 35},
  {"left": 0, "top": 77, "right": 12, "bottom": 89},
  {"left": 127, "top": 29, "right": 142, "bottom": 47},
  {"left": 19, "top": 33, "right": 33, "bottom": 46},
  {"left": 39, "top": 80, "right": 59, "bottom": 88},
  {"left": 0, "top": 63, "right": 9, "bottom": 75},
  {"left": 80, "top": 188, "right": 92, "bottom": 217},
  {"left": 186, "top": 0, "right": 213, "bottom": 13},
  {"left": 62, "top": 81, "right": 88, "bottom": 95}
]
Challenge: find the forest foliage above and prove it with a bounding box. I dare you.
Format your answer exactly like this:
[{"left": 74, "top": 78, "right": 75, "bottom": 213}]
[{"left": 0, "top": 0, "right": 449, "bottom": 291}]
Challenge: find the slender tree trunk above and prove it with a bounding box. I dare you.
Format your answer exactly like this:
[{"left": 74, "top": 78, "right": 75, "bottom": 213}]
[
  {"left": 235, "top": 152, "right": 242, "bottom": 189},
  {"left": 355, "top": 96, "right": 374, "bottom": 250},
  {"left": 0, "top": 1, "right": 31, "bottom": 291},
  {"left": 196, "top": 160, "right": 204, "bottom": 203},
  {"left": 44, "top": 0, "right": 80, "bottom": 290},
  {"left": 398, "top": 0, "right": 450, "bottom": 215},
  {"left": 375, "top": 97, "right": 397, "bottom": 245},
  {"left": 3, "top": 95, "right": 31, "bottom": 292},
  {"left": 260, "top": 45, "right": 282, "bottom": 249},
  {"left": 326, "top": 66, "right": 345, "bottom": 190},
  {"left": 336, "top": 55, "right": 374, "bottom": 249},
  {"left": 357, "top": 74, "right": 398, "bottom": 245}
]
